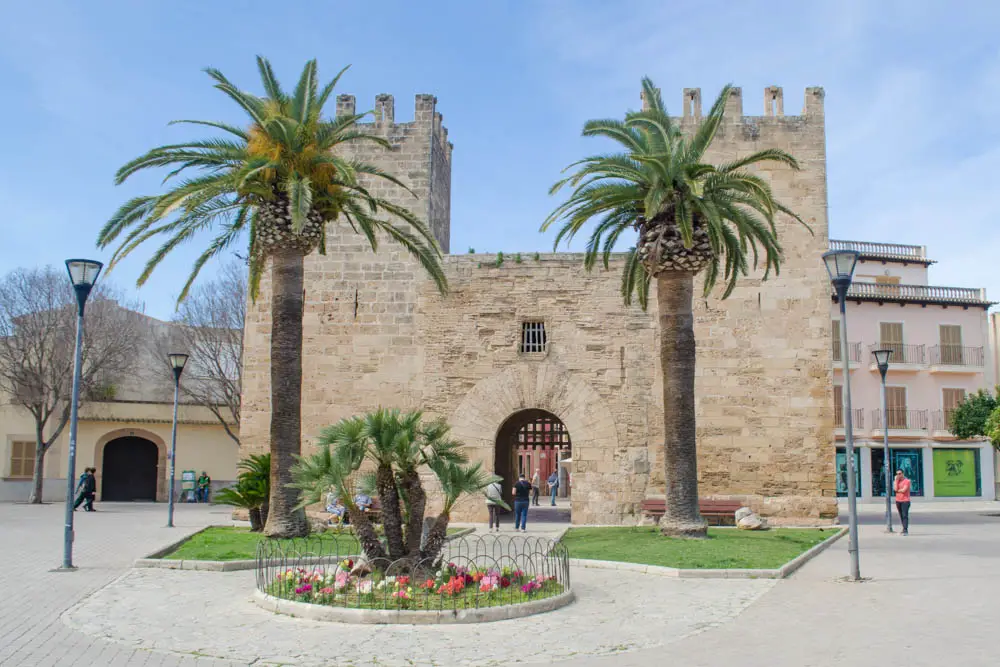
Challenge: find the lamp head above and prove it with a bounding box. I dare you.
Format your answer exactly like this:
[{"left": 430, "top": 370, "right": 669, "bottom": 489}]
[
  {"left": 168, "top": 353, "right": 189, "bottom": 380},
  {"left": 822, "top": 250, "right": 860, "bottom": 291},
  {"left": 64, "top": 259, "right": 103, "bottom": 314}
]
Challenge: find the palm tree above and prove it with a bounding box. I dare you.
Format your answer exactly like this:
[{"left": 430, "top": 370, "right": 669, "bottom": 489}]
[
  {"left": 214, "top": 453, "right": 271, "bottom": 531},
  {"left": 97, "top": 58, "right": 447, "bottom": 537},
  {"left": 543, "top": 80, "right": 808, "bottom": 538},
  {"left": 292, "top": 409, "right": 496, "bottom": 566}
]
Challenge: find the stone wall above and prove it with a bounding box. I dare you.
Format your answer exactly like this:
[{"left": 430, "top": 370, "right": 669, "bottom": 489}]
[{"left": 240, "top": 87, "right": 838, "bottom": 526}]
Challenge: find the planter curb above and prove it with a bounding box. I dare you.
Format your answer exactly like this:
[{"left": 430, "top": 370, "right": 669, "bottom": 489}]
[{"left": 252, "top": 587, "right": 575, "bottom": 624}]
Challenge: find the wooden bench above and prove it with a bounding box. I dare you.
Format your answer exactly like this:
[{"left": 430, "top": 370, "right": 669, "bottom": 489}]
[{"left": 640, "top": 499, "right": 744, "bottom": 526}]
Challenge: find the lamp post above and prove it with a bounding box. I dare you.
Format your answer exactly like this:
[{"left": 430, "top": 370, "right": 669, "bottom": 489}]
[
  {"left": 61, "top": 259, "right": 103, "bottom": 570},
  {"left": 166, "top": 353, "right": 188, "bottom": 528},
  {"left": 823, "top": 249, "right": 861, "bottom": 581},
  {"left": 872, "top": 348, "right": 894, "bottom": 533}
]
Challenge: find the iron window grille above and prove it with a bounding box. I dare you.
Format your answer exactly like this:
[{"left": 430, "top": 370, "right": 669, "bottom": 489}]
[{"left": 520, "top": 321, "right": 547, "bottom": 354}]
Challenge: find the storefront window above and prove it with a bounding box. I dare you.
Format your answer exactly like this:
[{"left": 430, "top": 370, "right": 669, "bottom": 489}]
[
  {"left": 836, "top": 448, "right": 861, "bottom": 497},
  {"left": 872, "top": 448, "right": 924, "bottom": 497},
  {"left": 932, "top": 449, "right": 981, "bottom": 497}
]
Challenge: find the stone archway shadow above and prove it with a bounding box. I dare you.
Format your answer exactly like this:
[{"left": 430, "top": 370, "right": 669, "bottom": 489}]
[
  {"left": 448, "top": 363, "right": 620, "bottom": 524},
  {"left": 93, "top": 428, "right": 168, "bottom": 502}
]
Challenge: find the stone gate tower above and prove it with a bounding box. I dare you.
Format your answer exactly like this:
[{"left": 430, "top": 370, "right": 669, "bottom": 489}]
[{"left": 241, "top": 86, "right": 837, "bottom": 525}]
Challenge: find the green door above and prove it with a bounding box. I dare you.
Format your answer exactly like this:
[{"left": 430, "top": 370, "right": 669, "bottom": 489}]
[{"left": 933, "top": 449, "right": 980, "bottom": 497}]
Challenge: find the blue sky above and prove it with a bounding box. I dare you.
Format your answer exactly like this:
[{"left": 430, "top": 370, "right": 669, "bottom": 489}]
[{"left": 2, "top": 0, "right": 998, "bottom": 319}]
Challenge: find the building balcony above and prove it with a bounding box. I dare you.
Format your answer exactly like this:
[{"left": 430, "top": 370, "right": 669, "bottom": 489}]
[
  {"left": 871, "top": 408, "right": 929, "bottom": 438},
  {"left": 931, "top": 410, "right": 958, "bottom": 438},
  {"left": 928, "top": 345, "right": 985, "bottom": 373},
  {"left": 834, "top": 282, "right": 993, "bottom": 309},
  {"left": 829, "top": 239, "right": 932, "bottom": 265},
  {"left": 867, "top": 344, "right": 926, "bottom": 372},
  {"left": 831, "top": 341, "right": 862, "bottom": 371},
  {"left": 834, "top": 407, "right": 865, "bottom": 437}
]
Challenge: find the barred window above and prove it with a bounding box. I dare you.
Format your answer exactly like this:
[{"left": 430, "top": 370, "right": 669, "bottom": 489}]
[{"left": 520, "top": 321, "right": 547, "bottom": 354}]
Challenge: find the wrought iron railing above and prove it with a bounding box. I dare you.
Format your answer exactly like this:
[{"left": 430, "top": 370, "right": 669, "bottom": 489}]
[
  {"left": 869, "top": 343, "right": 925, "bottom": 365},
  {"left": 255, "top": 534, "right": 570, "bottom": 611},
  {"left": 829, "top": 239, "right": 926, "bottom": 261},
  {"left": 929, "top": 345, "right": 985, "bottom": 367},
  {"left": 872, "top": 408, "right": 929, "bottom": 431},
  {"left": 832, "top": 341, "right": 862, "bottom": 363},
  {"left": 834, "top": 407, "right": 864, "bottom": 429},
  {"left": 845, "top": 282, "right": 989, "bottom": 305},
  {"left": 931, "top": 410, "right": 957, "bottom": 433}
]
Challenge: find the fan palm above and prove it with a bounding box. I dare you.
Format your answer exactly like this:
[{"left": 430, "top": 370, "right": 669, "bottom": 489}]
[
  {"left": 543, "top": 80, "right": 808, "bottom": 537},
  {"left": 215, "top": 453, "right": 271, "bottom": 531},
  {"left": 292, "top": 409, "right": 487, "bottom": 565},
  {"left": 97, "top": 58, "right": 447, "bottom": 537}
]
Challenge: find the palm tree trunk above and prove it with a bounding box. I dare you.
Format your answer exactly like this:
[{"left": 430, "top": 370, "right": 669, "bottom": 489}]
[
  {"left": 419, "top": 512, "right": 450, "bottom": 564},
  {"left": 400, "top": 469, "right": 426, "bottom": 557},
  {"left": 657, "top": 271, "right": 707, "bottom": 538},
  {"left": 346, "top": 507, "right": 388, "bottom": 564},
  {"left": 376, "top": 464, "right": 406, "bottom": 559},
  {"left": 263, "top": 249, "right": 309, "bottom": 538}
]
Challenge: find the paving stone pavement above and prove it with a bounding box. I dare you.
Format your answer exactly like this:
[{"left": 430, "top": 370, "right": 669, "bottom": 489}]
[
  {"left": 64, "top": 565, "right": 771, "bottom": 666},
  {"left": 0, "top": 501, "right": 237, "bottom": 667},
  {"left": 6, "top": 500, "right": 1000, "bottom": 666}
]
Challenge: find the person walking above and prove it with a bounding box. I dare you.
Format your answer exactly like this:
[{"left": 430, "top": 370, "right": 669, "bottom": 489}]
[
  {"left": 484, "top": 478, "right": 506, "bottom": 532},
  {"left": 73, "top": 468, "right": 97, "bottom": 512},
  {"left": 196, "top": 471, "right": 212, "bottom": 503},
  {"left": 547, "top": 470, "right": 559, "bottom": 506},
  {"left": 894, "top": 469, "right": 911, "bottom": 535},
  {"left": 530, "top": 469, "right": 541, "bottom": 506},
  {"left": 513, "top": 473, "right": 533, "bottom": 532}
]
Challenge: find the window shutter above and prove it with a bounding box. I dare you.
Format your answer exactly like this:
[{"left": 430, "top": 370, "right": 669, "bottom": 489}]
[
  {"left": 880, "top": 322, "right": 904, "bottom": 363},
  {"left": 833, "top": 385, "right": 844, "bottom": 426},
  {"left": 943, "top": 388, "right": 966, "bottom": 423},
  {"left": 940, "top": 325, "right": 962, "bottom": 364},
  {"left": 886, "top": 387, "right": 907, "bottom": 428},
  {"left": 831, "top": 320, "right": 841, "bottom": 361}
]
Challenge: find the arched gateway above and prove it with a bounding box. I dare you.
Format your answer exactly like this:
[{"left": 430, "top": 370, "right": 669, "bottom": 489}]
[
  {"left": 101, "top": 436, "right": 160, "bottom": 502},
  {"left": 447, "top": 363, "right": 623, "bottom": 524},
  {"left": 495, "top": 409, "right": 572, "bottom": 515}
]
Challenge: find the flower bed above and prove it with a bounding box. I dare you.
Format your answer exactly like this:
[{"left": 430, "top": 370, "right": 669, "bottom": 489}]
[{"left": 255, "top": 534, "right": 571, "bottom": 615}]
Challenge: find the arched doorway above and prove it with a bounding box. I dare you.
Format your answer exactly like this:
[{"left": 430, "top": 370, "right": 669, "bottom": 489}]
[
  {"left": 101, "top": 437, "right": 159, "bottom": 501},
  {"left": 495, "top": 409, "right": 572, "bottom": 522}
]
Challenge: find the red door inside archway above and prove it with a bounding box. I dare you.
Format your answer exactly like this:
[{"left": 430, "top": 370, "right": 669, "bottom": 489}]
[{"left": 495, "top": 409, "right": 572, "bottom": 516}]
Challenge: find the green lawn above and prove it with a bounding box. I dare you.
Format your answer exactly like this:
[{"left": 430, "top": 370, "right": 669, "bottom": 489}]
[
  {"left": 163, "top": 527, "right": 360, "bottom": 561},
  {"left": 163, "top": 526, "right": 464, "bottom": 561},
  {"left": 560, "top": 527, "right": 837, "bottom": 569}
]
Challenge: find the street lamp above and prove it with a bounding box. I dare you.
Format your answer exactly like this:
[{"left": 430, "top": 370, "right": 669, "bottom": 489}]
[
  {"left": 872, "top": 348, "right": 894, "bottom": 533},
  {"left": 166, "top": 352, "right": 189, "bottom": 528},
  {"left": 823, "top": 249, "right": 861, "bottom": 581},
  {"left": 61, "top": 259, "right": 103, "bottom": 570}
]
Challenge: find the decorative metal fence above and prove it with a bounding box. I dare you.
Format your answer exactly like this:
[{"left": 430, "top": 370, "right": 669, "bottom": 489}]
[{"left": 255, "top": 533, "right": 571, "bottom": 611}]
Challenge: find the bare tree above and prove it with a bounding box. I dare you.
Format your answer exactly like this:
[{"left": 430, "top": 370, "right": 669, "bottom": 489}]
[
  {"left": 0, "top": 267, "right": 143, "bottom": 503},
  {"left": 152, "top": 261, "right": 245, "bottom": 445}
]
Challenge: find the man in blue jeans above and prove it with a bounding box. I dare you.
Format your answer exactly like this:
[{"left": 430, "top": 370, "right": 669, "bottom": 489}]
[
  {"left": 547, "top": 470, "right": 560, "bottom": 506},
  {"left": 513, "top": 473, "right": 532, "bottom": 532}
]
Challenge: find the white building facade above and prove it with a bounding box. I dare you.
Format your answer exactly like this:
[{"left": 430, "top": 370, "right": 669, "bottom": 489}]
[{"left": 832, "top": 240, "right": 997, "bottom": 502}]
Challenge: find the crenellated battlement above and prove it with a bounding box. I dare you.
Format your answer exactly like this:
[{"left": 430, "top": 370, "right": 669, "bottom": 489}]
[
  {"left": 335, "top": 93, "right": 452, "bottom": 162},
  {"left": 651, "top": 86, "right": 825, "bottom": 121}
]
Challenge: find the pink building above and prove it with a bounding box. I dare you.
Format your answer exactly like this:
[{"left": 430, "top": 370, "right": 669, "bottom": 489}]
[{"left": 832, "top": 240, "right": 996, "bottom": 501}]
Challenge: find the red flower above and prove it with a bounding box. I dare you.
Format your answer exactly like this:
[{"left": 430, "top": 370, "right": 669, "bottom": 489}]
[
  {"left": 500, "top": 577, "right": 511, "bottom": 589},
  {"left": 397, "top": 576, "right": 410, "bottom": 586},
  {"left": 423, "top": 578, "right": 435, "bottom": 589}
]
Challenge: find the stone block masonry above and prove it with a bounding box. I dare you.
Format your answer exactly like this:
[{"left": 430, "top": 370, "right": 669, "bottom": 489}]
[{"left": 241, "top": 87, "right": 837, "bottom": 525}]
